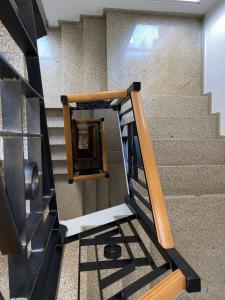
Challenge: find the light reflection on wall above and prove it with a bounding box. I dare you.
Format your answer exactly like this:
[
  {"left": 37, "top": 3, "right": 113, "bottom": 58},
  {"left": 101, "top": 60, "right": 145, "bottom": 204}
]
[
  {"left": 37, "top": 36, "right": 52, "bottom": 58},
  {"left": 128, "top": 24, "right": 159, "bottom": 56}
]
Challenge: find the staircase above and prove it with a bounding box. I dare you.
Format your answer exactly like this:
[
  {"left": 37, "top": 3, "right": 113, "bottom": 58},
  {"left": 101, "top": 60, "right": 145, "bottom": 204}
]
[
  {"left": 41, "top": 19, "right": 127, "bottom": 219},
  {"left": 1, "top": 4, "right": 224, "bottom": 298},
  {"left": 55, "top": 88, "right": 225, "bottom": 300},
  {"left": 38, "top": 16, "right": 225, "bottom": 300}
]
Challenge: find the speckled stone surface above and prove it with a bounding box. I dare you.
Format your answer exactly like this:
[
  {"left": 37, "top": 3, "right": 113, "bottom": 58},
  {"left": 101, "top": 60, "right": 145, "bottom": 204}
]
[
  {"left": 153, "top": 139, "right": 225, "bottom": 166},
  {"left": 0, "top": 21, "right": 25, "bottom": 77},
  {"left": 0, "top": 253, "right": 9, "bottom": 299},
  {"left": 159, "top": 165, "right": 225, "bottom": 195},
  {"left": 108, "top": 163, "right": 128, "bottom": 207},
  {"left": 57, "top": 193, "right": 225, "bottom": 300},
  {"left": 122, "top": 111, "right": 220, "bottom": 140},
  {"left": 106, "top": 12, "right": 203, "bottom": 96},
  {"left": 83, "top": 180, "right": 97, "bottom": 214},
  {"left": 82, "top": 17, "right": 107, "bottom": 92},
  {"left": 38, "top": 28, "right": 62, "bottom": 108},
  {"left": 57, "top": 241, "right": 79, "bottom": 300},
  {"left": 143, "top": 95, "right": 210, "bottom": 117},
  {"left": 148, "top": 115, "right": 219, "bottom": 139},
  {"left": 55, "top": 175, "right": 83, "bottom": 220},
  {"left": 61, "top": 23, "right": 84, "bottom": 95},
  {"left": 166, "top": 195, "right": 225, "bottom": 300}
]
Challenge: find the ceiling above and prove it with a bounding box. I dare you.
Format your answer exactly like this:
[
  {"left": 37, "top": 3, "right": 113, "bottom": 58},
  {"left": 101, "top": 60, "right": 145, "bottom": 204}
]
[{"left": 42, "top": 0, "right": 220, "bottom": 26}]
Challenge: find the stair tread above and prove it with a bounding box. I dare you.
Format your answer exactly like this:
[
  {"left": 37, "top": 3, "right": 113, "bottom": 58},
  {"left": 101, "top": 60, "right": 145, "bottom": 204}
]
[{"left": 165, "top": 193, "right": 225, "bottom": 199}]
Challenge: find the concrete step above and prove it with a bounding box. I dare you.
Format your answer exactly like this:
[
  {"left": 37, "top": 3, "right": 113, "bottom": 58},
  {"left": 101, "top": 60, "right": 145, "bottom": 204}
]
[
  {"left": 148, "top": 116, "right": 219, "bottom": 139},
  {"left": 153, "top": 139, "right": 225, "bottom": 166},
  {"left": 47, "top": 119, "right": 64, "bottom": 128},
  {"left": 159, "top": 165, "right": 225, "bottom": 195},
  {"left": 49, "top": 128, "right": 65, "bottom": 145},
  {"left": 52, "top": 160, "right": 67, "bottom": 174},
  {"left": 50, "top": 145, "right": 66, "bottom": 160},
  {"left": 96, "top": 177, "right": 109, "bottom": 211},
  {"left": 107, "top": 150, "right": 123, "bottom": 163},
  {"left": 46, "top": 107, "right": 63, "bottom": 119},
  {"left": 106, "top": 137, "right": 121, "bottom": 151},
  {"left": 143, "top": 95, "right": 210, "bottom": 117},
  {"left": 108, "top": 163, "right": 127, "bottom": 207},
  {"left": 55, "top": 174, "right": 83, "bottom": 220},
  {"left": 83, "top": 180, "right": 97, "bottom": 214},
  {"left": 165, "top": 194, "right": 225, "bottom": 300}
]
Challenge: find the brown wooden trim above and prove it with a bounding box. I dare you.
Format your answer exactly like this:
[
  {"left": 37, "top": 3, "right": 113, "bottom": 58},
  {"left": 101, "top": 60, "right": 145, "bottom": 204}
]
[
  {"left": 67, "top": 90, "right": 127, "bottom": 103},
  {"left": 100, "top": 120, "right": 109, "bottom": 174},
  {"left": 73, "top": 173, "right": 107, "bottom": 182},
  {"left": 138, "top": 270, "right": 186, "bottom": 300},
  {"left": 131, "top": 90, "right": 174, "bottom": 249},
  {"left": 75, "top": 118, "right": 103, "bottom": 123},
  {"left": 62, "top": 103, "right": 74, "bottom": 181}
]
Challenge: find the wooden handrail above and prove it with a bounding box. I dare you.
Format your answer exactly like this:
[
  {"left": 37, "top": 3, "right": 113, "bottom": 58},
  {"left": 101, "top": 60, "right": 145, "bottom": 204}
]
[
  {"left": 131, "top": 90, "right": 174, "bottom": 249},
  {"left": 73, "top": 173, "right": 107, "bottom": 182},
  {"left": 62, "top": 85, "right": 174, "bottom": 248},
  {"left": 62, "top": 101, "right": 74, "bottom": 183},
  {"left": 67, "top": 89, "right": 127, "bottom": 103},
  {"left": 138, "top": 270, "right": 186, "bottom": 300},
  {"left": 100, "top": 120, "right": 109, "bottom": 174}
]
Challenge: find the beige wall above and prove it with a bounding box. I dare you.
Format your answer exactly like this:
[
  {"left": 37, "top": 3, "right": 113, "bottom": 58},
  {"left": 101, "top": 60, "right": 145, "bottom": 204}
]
[{"left": 107, "top": 12, "right": 203, "bottom": 96}]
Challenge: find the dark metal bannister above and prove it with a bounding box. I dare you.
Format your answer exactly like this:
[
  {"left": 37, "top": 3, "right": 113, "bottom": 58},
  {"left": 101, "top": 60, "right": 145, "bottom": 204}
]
[{"left": 0, "top": 1, "right": 65, "bottom": 299}]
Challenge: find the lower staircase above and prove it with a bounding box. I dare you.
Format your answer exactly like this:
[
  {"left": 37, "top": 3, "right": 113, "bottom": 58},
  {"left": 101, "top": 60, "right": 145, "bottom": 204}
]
[
  {"left": 46, "top": 90, "right": 225, "bottom": 300},
  {"left": 55, "top": 83, "right": 201, "bottom": 300}
]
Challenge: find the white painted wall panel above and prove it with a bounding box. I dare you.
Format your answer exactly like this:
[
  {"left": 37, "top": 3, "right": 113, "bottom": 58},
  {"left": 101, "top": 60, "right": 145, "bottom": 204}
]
[{"left": 204, "top": 0, "right": 225, "bottom": 134}]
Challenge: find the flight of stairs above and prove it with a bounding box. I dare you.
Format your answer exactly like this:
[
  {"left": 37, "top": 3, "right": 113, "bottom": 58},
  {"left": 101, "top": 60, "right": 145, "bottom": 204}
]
[
  {"left": 39, "top": 15, "right": 225, "bottom": 300},
  {"left": 1, "top": 10, "right": 225, "bottom": 299},
  {"left": 56, "top": 92, "right": 225, "bottom": 300},
  {"left": 40, "top": 20, "right": 128, "bottom": 220}
]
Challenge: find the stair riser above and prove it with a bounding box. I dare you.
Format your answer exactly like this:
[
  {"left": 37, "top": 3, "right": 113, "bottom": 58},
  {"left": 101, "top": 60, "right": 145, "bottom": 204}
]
[
  {"left": 159, "top": 166, "right": 225, "bottom": 195},
  {"left": 153, "top": 140, "right": 225, "bottom": 166},
  {"left": 165, "top": 196, "right": 225, "bottom": 300},
  {"left": 108, "top": 163, "right": 128, "bottom": 207},
  {"left": 83, "top": 180, "right": 96, "bottom": 214},
  {"left": 148, "top": 116, "right": 219, "bottom": 139},
  {"left": 137, "top": 165, "right": 225, "bottom": 196},
  {"left": 143, "top": 96, "right": 210, "bottom": 117}
]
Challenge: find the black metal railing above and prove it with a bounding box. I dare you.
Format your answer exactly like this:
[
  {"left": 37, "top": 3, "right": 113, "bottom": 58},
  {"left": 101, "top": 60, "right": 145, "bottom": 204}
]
[{"left": 0, "top": 1, "right": 64, "bottom": 299}]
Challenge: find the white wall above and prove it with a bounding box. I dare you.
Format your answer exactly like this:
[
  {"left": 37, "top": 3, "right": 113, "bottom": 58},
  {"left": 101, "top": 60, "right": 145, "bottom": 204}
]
[{"left": 204, "top": 0, "right": 225, "bottom": 134}]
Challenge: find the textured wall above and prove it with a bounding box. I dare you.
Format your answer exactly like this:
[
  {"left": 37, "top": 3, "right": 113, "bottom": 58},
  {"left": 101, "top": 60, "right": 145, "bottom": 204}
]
[
  {"left": 38, "top": 28, "right": 62, "bottom": 108},
  {"left": 38, "top": 27, "right": 85, "bottom": 220},
  {"left": 107, "top": 12, "right": 203, "bottom": 95},
  {"left": 83, "top": 17, "right": 107, "bottom": 92}
]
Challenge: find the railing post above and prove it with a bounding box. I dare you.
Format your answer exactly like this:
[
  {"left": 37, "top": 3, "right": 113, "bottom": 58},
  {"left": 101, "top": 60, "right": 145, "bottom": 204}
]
[{"left": 61, "top": 96, "right": 74, "bottom": 183}]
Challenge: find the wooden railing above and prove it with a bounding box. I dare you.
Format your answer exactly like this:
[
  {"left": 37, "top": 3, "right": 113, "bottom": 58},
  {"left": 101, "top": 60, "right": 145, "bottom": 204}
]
[
  {"left": 61, "top": 83, "right": 200, "bottom": 299},
  {"left": 139, "top": 269, "right": 186, "bottom": 300},
  {"left": 62, "top": 86, "right": 174, "bottom": 249},
  {"left": 67, "top": 90, "right": 128, "bottom": 103}
]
